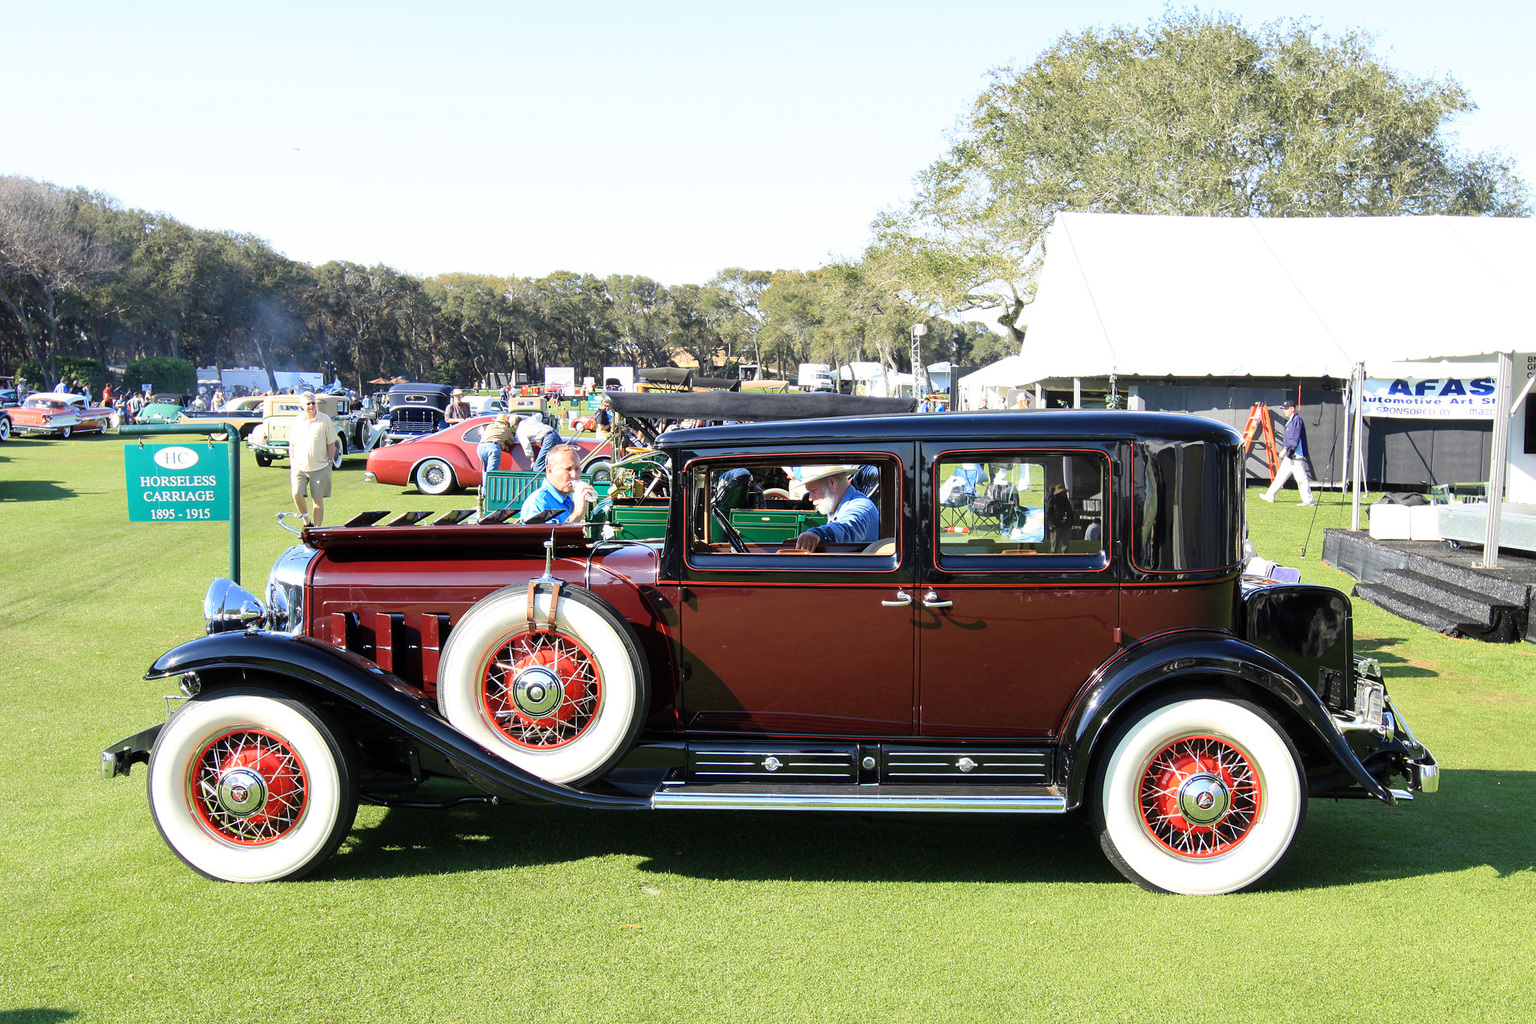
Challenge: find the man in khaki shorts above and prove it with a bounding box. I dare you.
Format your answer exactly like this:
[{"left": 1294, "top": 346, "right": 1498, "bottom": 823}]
[{"left": 290, "top": 392, "right": 339, "bottom": 526}]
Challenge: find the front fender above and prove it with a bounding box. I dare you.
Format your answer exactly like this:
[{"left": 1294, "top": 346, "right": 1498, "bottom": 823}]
[
  {"left": 1060, "top": 630, "right": 1393, "bottom": 810},
  {"left": 146, "top": 631, "right": 649, "bottom": 810}
]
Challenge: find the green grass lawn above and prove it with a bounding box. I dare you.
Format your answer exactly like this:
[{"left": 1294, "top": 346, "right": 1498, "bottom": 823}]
[{"left": 1, "top": 434, "right": 1533, "bottom": 1023}]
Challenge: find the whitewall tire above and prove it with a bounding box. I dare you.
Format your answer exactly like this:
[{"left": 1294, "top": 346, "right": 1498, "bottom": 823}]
[
  {"left": 415, "top": 457, "right": 456, "bottom": 495},
  {"left": 1094, "top": 698, "right": 1305, "bottom": 895},
  {"left": 437, "top": 586, "right": 648, "bottom": 785},
  {"left": 147, "top": 690, "right": 358, "bottom": 882}
]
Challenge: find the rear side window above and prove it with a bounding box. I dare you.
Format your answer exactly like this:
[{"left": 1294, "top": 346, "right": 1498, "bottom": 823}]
[
  {"left": 935, "top": 452, "right": 1107, "bottom": 566},
  {"left": 1132, "top": 439, "right": 1243, "bottom": 572}
]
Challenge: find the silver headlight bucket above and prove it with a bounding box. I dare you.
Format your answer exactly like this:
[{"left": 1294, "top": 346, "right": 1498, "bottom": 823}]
[{"left": 204, "top": 578, "right": 267, "bottom": 634}]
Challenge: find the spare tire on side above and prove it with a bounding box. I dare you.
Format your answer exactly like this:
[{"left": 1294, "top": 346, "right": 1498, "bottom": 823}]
[{"left": 437, "top": 584, "right": 650, "bottom": 786}]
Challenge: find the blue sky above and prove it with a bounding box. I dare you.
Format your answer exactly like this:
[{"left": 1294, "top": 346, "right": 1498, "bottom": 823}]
[{"left": 4, "top": 1, "right": 1529, "bottom": 285}]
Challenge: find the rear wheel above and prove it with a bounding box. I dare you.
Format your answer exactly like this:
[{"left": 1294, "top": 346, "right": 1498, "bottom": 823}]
[
  {"left": 0, "top": 416, "right": 10, "bottom": 442},
  {"left": 254, "top": 451, "right": 273, "bottom": 467},
  {"left": 331, "top": 434, "right": 347, "bottom": 470},
  {"left": 415, "top": 457, "right": 456, "bottom": 495},
  {"left": 147, "top": 689, "right": 358, "bottom": 882},
  {"left": 1094, "top": 698, "right": 1305, "bottom": 895},
  {"left": 59, "top": 425, "right": 72, "bottom": 439}
]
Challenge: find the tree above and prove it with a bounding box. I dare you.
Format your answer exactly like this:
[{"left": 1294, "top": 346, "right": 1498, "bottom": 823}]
[
  {"left": 122, "top": 356, "right": 196, "bottom": 396},
  {"left": 707, "top": 268, "right": 772, "bottom": 377},
  {"left": 874, "top": 11, "right": 1531, "bottom": 347},
  {"left": 0, "top": 177, "right": 119, "bottom": 387}
]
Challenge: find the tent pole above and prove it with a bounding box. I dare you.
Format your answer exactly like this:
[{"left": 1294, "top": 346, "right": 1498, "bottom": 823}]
[
  {"left": 1480, "top": 351, "right": 1514, "bottom": 568},
  {"left": 1351, "top": 363, "right": 1365, "bottom": 531}
]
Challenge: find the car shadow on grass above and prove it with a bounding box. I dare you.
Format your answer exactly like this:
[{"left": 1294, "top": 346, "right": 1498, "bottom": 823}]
[
  {"left": 331, "top": 800, "right": 1120, "bottom": 887},
  {"left": 1268, "top": 768, "right": 1534, "bottom": 892},
  {"left": 325, "top": 768, "right": 1531, "bottom": 892}
]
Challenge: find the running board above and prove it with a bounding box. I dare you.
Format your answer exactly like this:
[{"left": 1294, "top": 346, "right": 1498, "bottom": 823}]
[{"left": 650, "top": 782, "right": 1066, "bottom": 813}]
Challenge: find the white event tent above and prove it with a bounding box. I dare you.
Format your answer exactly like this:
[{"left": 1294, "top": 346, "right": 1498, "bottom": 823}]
[{"left": 980, "top": 212, "right": 1535, "bottom": 564}]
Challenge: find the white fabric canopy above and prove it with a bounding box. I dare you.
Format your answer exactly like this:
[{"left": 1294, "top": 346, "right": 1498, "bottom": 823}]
[{"left": 1010, "top": 212, "right": 1535, "bottom": 383}]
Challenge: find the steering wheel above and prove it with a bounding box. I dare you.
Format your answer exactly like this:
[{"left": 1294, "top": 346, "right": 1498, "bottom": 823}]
[{"left": 711, "top": 505, "right": 748, "bottom": 552}]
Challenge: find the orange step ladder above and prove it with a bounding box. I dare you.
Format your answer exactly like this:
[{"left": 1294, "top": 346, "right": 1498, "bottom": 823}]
[{"left": 1240, "top": 403, "right": 1278, "bottom": 481}]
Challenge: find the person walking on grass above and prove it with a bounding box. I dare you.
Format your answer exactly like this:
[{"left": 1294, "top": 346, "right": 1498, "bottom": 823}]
[
  {"left": 290, "top": 391, "right": 339, "bottom": 526},
  {"left": 1262, "top": 398, "right": 1314, "bottom": 507}
]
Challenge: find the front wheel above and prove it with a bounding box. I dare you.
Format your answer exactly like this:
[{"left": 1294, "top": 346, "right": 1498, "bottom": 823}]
[
  {"left": 147, "top": 689, "right": 358, "bottom": 882},
  {"left": 1094, "top": 698, "right": 1305, "bottom": 895},
  {"left": 0, "top": 417, "right": 10, "bottom": 442},
  {"left": 415, "top": 457, "right": 457, "bottom": 495}
]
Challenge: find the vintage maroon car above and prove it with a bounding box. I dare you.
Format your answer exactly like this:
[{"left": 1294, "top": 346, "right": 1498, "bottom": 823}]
[
  {"left": 7, "top": 393, "right": 118, "bottom": 437},
  {"left": 363, "top": 414, "right": 606, "bottom": 494},
  {"left": 102, "top": 395, "right": 1437, "bottom": 894}
]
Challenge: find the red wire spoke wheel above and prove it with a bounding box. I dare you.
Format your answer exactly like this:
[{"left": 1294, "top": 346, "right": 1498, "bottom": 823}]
[
  {"left": 438, "top": 585, "right": 649, "bottom": 785},
  {"left": 1137, "top": 734, "right": 1261, "bottom": 858},
  {"left": 190, "top": 729, "right": 309, "bottom": 844},
  {"left": 148, "top": 690, "right": 357, "bottom": 882},
  {"left": 1095, "top": 698, "right": 1305, "bottom": 895},
  {"left": 481, "top": 630, "right": 602, "bottom": 749}
]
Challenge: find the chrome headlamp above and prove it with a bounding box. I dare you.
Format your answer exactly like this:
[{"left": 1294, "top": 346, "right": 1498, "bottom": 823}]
[{"left": 203, "top": 578, "right": 266, "bottom": 634}]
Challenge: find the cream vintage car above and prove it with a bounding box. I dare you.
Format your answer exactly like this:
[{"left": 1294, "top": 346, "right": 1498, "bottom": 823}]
[{"left": 245, "top": 394, "right": 361, "bottom": 468}]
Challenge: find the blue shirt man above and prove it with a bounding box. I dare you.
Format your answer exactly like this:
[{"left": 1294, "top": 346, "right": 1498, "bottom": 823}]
[
  {"left": 790, "top": 465, "right": 880, "bottom": 551},
  {"left": 518, "top": 444, "right": 597, "bottom": 524}
]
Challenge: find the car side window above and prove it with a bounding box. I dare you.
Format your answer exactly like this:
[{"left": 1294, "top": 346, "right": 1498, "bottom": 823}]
[
  {"left": 935, "top": 453, "right": 1107, "bottom": 563},
  {"left": 688, "top": 458, "right": 896, "bottom": 556},
  {"left": 462, "top": 425, "right": 484, "bottom": 443}
]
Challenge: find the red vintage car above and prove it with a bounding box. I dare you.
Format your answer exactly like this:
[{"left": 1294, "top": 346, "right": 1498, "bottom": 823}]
[
  {"left": 7, "top": 393, "right": 118, "bottom": 437},
  {"left": 363, "top": 414, "right": 608, "bottom": 494},
  {"left": 102, "top": 393, "right": 1437, "bottom": 894}
]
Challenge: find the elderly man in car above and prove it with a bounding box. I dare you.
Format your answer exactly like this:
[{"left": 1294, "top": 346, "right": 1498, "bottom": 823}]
[{"left": 788, "top": 464, "right": 879, "bottom": 551}]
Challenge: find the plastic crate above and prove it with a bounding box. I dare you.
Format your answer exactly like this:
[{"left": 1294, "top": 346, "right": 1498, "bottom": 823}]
[{"left": 482, "top": 470, "right": 611, "bottom": 512}]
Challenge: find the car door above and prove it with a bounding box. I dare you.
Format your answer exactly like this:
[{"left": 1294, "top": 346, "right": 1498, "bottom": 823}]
[
  {"left": 673, "top": 446, "right": 916, "bottom": 736},
  {"left": 914, "top": 444, "right": 1121, "bottom": 737}
]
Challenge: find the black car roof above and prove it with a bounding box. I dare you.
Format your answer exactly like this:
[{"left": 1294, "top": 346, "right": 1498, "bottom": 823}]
[
  {"left": 386, "top": 382, "right": 455, "bottom": 397},
  {"left": 660, "top": 409, "right": 1242, "bottom": 448}
]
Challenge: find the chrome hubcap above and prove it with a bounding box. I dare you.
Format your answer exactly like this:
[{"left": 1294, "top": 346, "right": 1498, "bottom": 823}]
[
  {"left": 216, "top": 767, "right": 269, "bottom": 816},
  {"left": 512, "top": 665, "right": 564, "bottom": 718},
  {"left": 1176, "top": 772, "right": 1231, "bottom": 827}
]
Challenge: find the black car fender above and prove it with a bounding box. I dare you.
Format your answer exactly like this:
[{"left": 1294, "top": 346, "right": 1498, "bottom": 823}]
[
  {"left": 144, "top": 631, "right": 650, "bottom": 810},
  {"left": 1059, "top": 629, "right": 1393, "bottom": 810}
]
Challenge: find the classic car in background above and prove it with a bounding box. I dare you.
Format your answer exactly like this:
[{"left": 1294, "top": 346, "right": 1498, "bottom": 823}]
[
  {"left": 179, "top": 395, "right": 268, "bottom": 438},
  {"left": 102, "top": 398, "right": 1437, "bottom": 894},
  {"left": 135, "top": 396, "right": 188, "bottom": 425},
  {"left": 6, "top": 393, "right": 118, "bottom": 437},
  {"left": 362, "top": 414, "right": 606, "bottom": 494},
  {"left": 246, "top": 393, "right": 365, "bottom": 468},
  {"left": 381, "top": 382, "right": 454, "bottom": 443}
]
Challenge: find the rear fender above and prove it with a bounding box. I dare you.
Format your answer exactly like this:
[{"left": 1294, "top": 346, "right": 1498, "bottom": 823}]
[
  {"left": 1060, "top": 630, "right": 1392, "bottom": 809},
  {"left": 146, "top": 631, "right": 649, "bottom": 809}
]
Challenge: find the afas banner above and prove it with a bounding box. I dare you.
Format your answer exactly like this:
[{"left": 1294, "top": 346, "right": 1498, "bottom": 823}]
[{"left": 1359, "top": 373, "right": 1498, "bottom": 419}]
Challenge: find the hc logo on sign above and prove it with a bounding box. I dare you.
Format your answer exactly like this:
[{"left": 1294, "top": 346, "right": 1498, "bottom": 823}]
[{"left": 153, "top": 446, "right": 200, "bottom": 470}]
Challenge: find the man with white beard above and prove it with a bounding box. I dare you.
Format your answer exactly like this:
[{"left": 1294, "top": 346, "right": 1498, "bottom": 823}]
[{"left": 787, "top": 464, "right": 879, "bottom": 551}]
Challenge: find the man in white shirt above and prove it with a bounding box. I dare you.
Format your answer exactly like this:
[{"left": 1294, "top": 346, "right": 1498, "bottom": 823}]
[
  {"left": 289, "top": 392, "right": 339, "bottom": 526},
  {"left": 515, "top": 412, "right": 563, "bottom": 473}
]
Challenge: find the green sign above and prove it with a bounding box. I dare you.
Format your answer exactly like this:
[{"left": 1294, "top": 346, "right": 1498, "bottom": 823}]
[{"left": 125, "top": 442, "right": 232, "bottom": 522}]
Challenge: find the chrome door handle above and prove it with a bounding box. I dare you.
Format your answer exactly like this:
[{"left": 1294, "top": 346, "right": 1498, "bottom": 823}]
[
  {"left": 880, "top": 589, "right": 913, "bottom": 607},
  {"left": 922, "top": 591, "right": 953, "bottom": 609}
]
